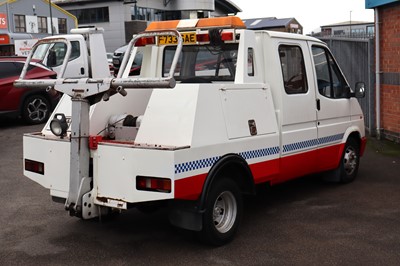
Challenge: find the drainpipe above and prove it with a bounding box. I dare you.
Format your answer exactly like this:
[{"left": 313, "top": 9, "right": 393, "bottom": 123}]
[{"left": 375, "top": 8, "right": 381, "bottom": 139}]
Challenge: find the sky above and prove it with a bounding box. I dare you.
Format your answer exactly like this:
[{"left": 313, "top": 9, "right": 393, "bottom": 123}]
[{"left": 232, "top": 0, "right": 375, "bottom": 34}]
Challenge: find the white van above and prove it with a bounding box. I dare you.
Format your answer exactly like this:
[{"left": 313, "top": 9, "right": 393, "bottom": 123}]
[{"left": 18, "top": 17, "right": 367, "bottom": 246}]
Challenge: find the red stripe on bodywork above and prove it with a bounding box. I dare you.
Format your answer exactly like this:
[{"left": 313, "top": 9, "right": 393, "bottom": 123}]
[
  {"left": 360, "top": 137, "right": 367, "bottom": 156},
  {"left": 175, "top": 173, "right": 207, "bottom": 200},
  {"left": 174, "top": 142, "right": 350, "bottom": 200},
  {"left": 317, "top": 143, "right": 344, "bottom": 172},
  {"left": 249, "top": 159, "right": 280, "bottom": 184}
]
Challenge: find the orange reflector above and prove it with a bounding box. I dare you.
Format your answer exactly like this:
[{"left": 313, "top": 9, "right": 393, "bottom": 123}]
[
  {"left": 25, "top": 159, "right": 44, "bottom": 175},
  {"left": 136, "top": 176, "right": 171, "bottom": 193},
  {"left": 146, "top": 16, "right": 246, "bottom": 31}
]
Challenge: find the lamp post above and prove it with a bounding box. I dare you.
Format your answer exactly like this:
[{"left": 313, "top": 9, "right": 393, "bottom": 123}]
[
  {"left": 49, "top": 0, "right": 53, "bottom": 35},
  {"left": 349, "top": 10, "right": 352, "bottom": 37}
]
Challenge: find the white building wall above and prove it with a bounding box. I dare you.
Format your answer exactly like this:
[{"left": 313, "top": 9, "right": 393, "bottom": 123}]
[
  {"left": 137, "top": 0, "right": 214, "bottom": 11},
  {"left": 60, "top": 1, "right": 132, "bottom": 52}
]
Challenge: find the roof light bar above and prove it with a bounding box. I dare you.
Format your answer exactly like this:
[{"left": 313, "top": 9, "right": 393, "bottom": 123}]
[{"left": 146, "top": 16, "right": 246, "bottom": 31}]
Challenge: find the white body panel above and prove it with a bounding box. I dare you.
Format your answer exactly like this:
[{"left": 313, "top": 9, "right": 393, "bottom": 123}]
[
  {"left": 23, "top": 135, "right": 70, "bottom": 199},
  {"left": 94, "top": 144, "right": 175, "bottom": 203}
]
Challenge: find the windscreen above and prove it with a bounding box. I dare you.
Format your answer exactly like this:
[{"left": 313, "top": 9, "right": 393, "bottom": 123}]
[{"left": 163, "top": 44, "right": 238, "bottom": 83}]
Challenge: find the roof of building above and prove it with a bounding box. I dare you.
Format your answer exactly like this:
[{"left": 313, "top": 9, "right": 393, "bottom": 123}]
[
  {"left": 242, "top": 17, "right": 298, "bottom": 30},
  {"left": 53, "top": 0, "right": 242, "bottom": 14},
  {"left": 366, "top": 0, "right": 398, "bottom": 8},
  {"left": 321, "top": 21, "right": 374, "bottom": 28},
  {"left": 215, "top": 0, "right": 242, "bottom": 14}
]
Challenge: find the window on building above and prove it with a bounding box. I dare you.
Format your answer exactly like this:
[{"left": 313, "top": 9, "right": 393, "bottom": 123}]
[
  {"left": 69, "top": 7, "right": 109, "bottom": 24},
  {"left": 333, "top": 30, "right": 345, "bottom": 36},
  {"left": 131, "top": 7, "right": 162, "bottom": 21},
  {"left": 14, "top": 15, "right": 26, "bottom": 33},
  {"left": 279, "top": 45, "right": 308, "bottom": 94},
  {"left": 58, "top": 18, "right": 67, "bottom": 34},
  {"left": 366, "top": 25, "right": 374, "bottom": 37},
  {"left": 312, "top": 46, "right": 349, "bottom": 99},
  {"left": 38, "top": 16, "right": 48, "bottom": 33}
]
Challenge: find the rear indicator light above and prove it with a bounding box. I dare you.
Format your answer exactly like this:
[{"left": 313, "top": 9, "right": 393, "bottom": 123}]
[
  {"left": 221, "top": 32, "right": 234, "bottom": 41},
  {"left": 25, "top": 159, "right": 44, "bottom": 175},
  {"left": 196, "top": 33, "right": 210, "bottom": 43},
  {"left": 136, "top": 176, "right": 171, "bottom": 193},
  {"left": 135, "top": 37, "right": 156, "bottom": 47}
]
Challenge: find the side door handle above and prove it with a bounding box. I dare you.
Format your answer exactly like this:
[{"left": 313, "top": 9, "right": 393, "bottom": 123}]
[{"left": 316, "top": 98, "right": 320, "bottom": 111}]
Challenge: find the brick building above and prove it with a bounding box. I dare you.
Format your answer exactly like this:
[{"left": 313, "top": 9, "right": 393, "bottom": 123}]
[{"left": 367, "top": 0, "right": 400, "bottom": 142}]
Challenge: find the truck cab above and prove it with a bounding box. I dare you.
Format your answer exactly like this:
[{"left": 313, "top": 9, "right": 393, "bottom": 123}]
[{"left": 16, "top": 17, "right": 366, "bottom": 246}]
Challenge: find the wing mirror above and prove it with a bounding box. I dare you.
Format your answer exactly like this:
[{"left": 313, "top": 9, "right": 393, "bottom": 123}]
[{"left": 353, "top": 82, "right": 366, "bottom": 98}]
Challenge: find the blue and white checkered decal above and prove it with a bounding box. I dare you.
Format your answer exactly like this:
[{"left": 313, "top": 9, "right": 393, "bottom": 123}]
[
  {"left": 238, "top": 147, "right": 280, "bottom": 160},
  {"left": 174, "top": 147, "right": 279, "bottom": 174},
  {"left": 175, "top": 156, "right": 220, "bottom": 174},
  {"left": 318, "top": 133, "right": 344, "bottom": 145},
  {"left": 283, "top": 133, "right": 344, "bottom": 153},
  {"left": 174, "top": 133, "right": 344, "bottom": 174}
]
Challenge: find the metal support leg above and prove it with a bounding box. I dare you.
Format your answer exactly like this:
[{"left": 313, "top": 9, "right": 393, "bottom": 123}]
[{"left": 65, "top": 97, "right": 91, "bottom": 217}]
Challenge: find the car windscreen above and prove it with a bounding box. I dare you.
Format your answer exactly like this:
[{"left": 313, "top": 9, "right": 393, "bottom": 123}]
[{"left": 162, "top": 44, "right": 238, "bottom": 83}]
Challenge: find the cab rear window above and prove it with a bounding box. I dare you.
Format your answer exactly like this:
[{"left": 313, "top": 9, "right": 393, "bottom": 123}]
[{"left": 163, "top": 44, "right": 238, "bottom": 83}]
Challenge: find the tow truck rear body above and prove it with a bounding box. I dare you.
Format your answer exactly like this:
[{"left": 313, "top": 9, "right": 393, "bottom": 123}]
[{"left": 17, "top": 17, "right": 366, "bottom": 245}]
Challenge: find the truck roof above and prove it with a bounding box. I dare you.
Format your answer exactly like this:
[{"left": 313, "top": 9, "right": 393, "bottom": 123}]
[{"left": 259, "top": 30, "right": 324, "bottom": 43}]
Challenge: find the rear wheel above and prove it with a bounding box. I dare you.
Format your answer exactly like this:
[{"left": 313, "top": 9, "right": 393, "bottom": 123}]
[
  {"left": 198, "top": 178, "right": 242, "bottom": 246},
  {"left": 22, "top": 95, "right": 50, "bottom": 124},
  {"left": 338, "top": 138, "right": 360, "bottom": 183}
]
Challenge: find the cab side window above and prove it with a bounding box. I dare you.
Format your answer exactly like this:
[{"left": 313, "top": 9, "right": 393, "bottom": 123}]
[
  {"left": 312, "top": 46, "right": 349, "bottom": 98},
  {"left": 279, "top": 45, "right": 308, "bottom": 94},
  {"left": 46, "top": 41, "right": 80, "bottom": 68}
]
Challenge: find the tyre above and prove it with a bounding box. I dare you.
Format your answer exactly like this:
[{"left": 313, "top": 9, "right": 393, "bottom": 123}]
[
  {"left": 22, "top": 95, "right": 51, "bottom": 124},
  {"left": 338, "top": 137, "right": 360, "bottom": 183},
  {"left": 198, "top": 178, "right": 243, "bottom": 246}
]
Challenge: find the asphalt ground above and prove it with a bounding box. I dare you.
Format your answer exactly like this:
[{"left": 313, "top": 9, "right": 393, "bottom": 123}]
[{"left": 1, "top": 118, "right": 400, "bottom": 265}]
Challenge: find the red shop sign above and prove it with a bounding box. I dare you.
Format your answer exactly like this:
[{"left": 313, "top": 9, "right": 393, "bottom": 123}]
[
  {"left": 0, "top": 34, "right": 10, "bottom": 45},
  {"left": 0, "top": 13, "right": 7, "bottom": 29}
]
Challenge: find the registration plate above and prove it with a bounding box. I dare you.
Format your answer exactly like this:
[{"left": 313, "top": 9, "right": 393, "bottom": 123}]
[{"left": 158, "top": 32, "right": 196, "bottom": 45}]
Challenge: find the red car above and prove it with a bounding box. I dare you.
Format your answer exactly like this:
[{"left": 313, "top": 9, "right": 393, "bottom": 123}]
[{"left": 0, "top": 57, "right": 59, "bottom": 124}]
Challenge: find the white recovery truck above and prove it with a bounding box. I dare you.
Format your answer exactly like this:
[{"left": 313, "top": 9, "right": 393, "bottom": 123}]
[{"left": 16, "top": 17, "right": 367, "bottom": 246}]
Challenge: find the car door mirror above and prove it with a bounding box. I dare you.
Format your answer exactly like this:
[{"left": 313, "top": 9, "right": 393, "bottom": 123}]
[{"left": 354, "top": 82, "right": 366, "bottom": 98}]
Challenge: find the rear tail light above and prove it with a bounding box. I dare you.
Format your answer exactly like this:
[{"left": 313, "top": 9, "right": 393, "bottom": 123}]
[
  {"left": 196, "top": 33, "right": 210, "bottom": 43},
  {"left": 135, "top": 37, "right": 156, "bottom": 47},
  {"left": 221, "top": 32, "right": 234, "bottom": 41},
  {"left": 136, "top": 176, "right": 171, "bottom": 193},
  {"left": 25, "top": 159, "right": 44, "bottom": 175}
]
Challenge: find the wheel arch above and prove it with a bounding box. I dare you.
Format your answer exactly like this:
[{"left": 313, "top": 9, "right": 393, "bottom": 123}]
[
  {"left": 199, "top": 153, "right": 255, "bottom": 210},
  {"left": 339, "top": 128, "right": 363, "bottom": 159}
]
